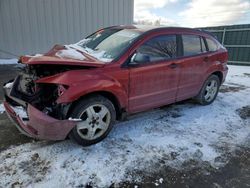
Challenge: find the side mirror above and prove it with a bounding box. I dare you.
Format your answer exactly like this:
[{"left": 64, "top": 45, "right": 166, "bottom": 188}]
[{"left": 130, "top": 53, "right": 150, "bottom": 66}]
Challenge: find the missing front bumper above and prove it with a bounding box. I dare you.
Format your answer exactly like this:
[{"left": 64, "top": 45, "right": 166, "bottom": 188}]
[{"left": 3, "top": 78, "right": 77, "bottom": 140}]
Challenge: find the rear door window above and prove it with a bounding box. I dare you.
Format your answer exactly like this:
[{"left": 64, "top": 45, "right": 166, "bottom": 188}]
[
  {"left": 182, "top": 35, "right": 203, "bottom": 56},
  {"left": 137, "top": 35, "right": 177, "bottom": 63}
]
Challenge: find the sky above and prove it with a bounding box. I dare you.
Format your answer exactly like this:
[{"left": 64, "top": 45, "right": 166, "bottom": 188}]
[{"left": 134, "top": 0, "right": 250, "bottom": 27}]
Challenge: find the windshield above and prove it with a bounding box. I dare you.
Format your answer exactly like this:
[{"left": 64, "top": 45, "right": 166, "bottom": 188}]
[{"left": 67, "top": 28, "right": 141, "bottom": 62}]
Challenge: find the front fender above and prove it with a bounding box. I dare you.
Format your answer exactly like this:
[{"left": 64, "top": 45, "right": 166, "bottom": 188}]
[
  {"left": 36, "top": 70, "right": 128, "bottom": 109},
  {"left": 58, "top": 79, "right": 127, "bottom": 107}
]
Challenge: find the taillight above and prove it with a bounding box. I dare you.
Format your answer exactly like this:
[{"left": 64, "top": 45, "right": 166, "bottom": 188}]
[{"left": 57, "top": 85, "right": 68, "bottom": 97}]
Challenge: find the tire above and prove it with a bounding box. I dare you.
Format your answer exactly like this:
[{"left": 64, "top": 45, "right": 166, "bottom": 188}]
[
  {"left": 195, "top": 75, "right": 220, "bottom": 105},
  {"left": 69, "top": 95, "right": 116, "bottom": 146}
]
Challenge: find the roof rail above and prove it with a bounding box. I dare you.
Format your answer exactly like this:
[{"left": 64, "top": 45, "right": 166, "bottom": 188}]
[{"left": 197, "top": 29, "right": 218, "bottom": 40}]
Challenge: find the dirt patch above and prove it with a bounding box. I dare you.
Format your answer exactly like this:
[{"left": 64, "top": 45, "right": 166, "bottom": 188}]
[
  {"left": 118, "top": 147, "right": 250, "bottom": 188},
  {"left": 236, "top": 106, "right": 250, "bottom": 119},
  {"left": 0, "top": 152, "right": 51, "bottom": 187},
  {"left": 243, "top": 73, "right": 250, "bottom": 77},
  {"left": 0, "top": 113, "right": 33, "bottom": 151},
  {"left": 159, "top": 105, "right": 183, "bottom": 119},
  {"left": 220, "top": 83, "right": 247, "bottom": 93},
  {"left": 18, "top": 153, "right": 51, "bottom": 182}
]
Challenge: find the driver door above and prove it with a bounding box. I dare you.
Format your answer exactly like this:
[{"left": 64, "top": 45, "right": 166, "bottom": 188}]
[{"left": 128, "top": 34, "right": 180, "bottom": 113}]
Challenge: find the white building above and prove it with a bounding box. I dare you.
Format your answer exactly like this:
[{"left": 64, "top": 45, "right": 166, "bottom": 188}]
[{"left": 0, "top": 0, "right": 134, "bottom": 58}]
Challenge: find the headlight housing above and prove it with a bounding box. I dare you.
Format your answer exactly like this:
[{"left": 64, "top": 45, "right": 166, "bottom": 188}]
[{"left": 57, "top": 84, "right": 69, "bottom": 97}]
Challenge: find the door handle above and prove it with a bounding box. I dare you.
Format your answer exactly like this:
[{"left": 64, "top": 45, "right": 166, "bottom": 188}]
[{"left": 168, "top": 63, "right": 178, "bottom": 69}]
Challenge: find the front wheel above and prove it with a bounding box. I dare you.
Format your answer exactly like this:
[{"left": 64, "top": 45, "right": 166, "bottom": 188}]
[
  {"left": 195, "top": 75, "right": 220, "bottom": 105},
  {"left": 69, "top": 95, "right": 116, "bottom": 146}
]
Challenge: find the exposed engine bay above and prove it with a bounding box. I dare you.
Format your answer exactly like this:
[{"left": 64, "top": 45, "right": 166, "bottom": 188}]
[{"left": 5, "top": 64, "right": 91, "bottom": 120}]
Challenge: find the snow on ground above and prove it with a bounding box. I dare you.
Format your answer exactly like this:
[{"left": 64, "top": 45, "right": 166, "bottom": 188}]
[
  {"left": 0, "top": 104, "right": 4, "bottom": 114},
  {"left": 12, "top": 106, "right": 28, "bottom": 119},
  {"left": 0, "top": 65, "right": 250, "bottom": 187},
  {"left": 3, "top": 82, "right": 13, "bottom": 89},
  {"left": 0, "top": 59, "right": 18, "bottom": 64}
]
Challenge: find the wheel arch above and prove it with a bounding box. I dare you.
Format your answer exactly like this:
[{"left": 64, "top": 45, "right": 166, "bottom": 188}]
[
  {"left": 211, "top": 71, "right": 223, "bottom": 84},
  {"left": 196, "top": 70, "right": 223, "bottom": 98},
  {"left": 67, "top": 91, "right": 124, "bottom": 120}
]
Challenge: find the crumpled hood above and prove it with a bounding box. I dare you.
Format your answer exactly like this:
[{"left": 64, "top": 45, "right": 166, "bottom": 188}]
[{"left": 19, "top": 45, "right": 105, "bottom": 67}]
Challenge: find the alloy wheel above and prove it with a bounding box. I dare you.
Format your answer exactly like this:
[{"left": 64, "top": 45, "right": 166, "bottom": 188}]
[
  {"left": 76, "top": 104, "right": 111, "bottom": 140},
  {"left": 204, "top": 80, "right": 218, "bottom": 102}
]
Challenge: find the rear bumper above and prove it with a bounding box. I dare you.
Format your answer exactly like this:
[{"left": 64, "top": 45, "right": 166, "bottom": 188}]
[{"left": 222, "top": 64, "right": 229, "bottom": 83}]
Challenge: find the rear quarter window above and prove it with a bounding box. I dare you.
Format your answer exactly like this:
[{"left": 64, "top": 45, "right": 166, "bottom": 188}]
[{"left": 206, "top": 38, "right": 218, "bottom": 52}]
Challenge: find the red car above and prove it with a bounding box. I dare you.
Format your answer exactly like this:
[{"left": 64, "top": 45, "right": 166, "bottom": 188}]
[{"left": 3, "top": 26, "right": 228, "bottom": 146}]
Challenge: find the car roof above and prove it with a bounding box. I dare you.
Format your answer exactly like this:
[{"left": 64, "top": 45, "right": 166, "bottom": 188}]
[{"left": 110, "top": 25, "right": 216, "bottom": 39}]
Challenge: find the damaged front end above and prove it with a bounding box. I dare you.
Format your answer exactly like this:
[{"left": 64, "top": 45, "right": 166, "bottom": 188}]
[
  {"left": 3, "top": 63, "right": 85, "bottom": 140},
  {"left": 6, "top": 64, "right": 74, "bottom": 119}
]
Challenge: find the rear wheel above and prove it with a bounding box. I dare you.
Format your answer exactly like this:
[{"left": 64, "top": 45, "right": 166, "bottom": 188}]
[
  {"left": 69, "top": 95, "right": 116, "bottom": 146},
  {"left": 195, "top": 75, "right": 220, "bottom": 105}
]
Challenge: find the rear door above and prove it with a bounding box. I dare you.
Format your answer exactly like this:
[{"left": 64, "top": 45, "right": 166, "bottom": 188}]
[
  {"left": 176, "top": 34, "right": 209, "bottom": 101},
  {"left": 128, "top": 34, "right": 180, "bottom": 113}
]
